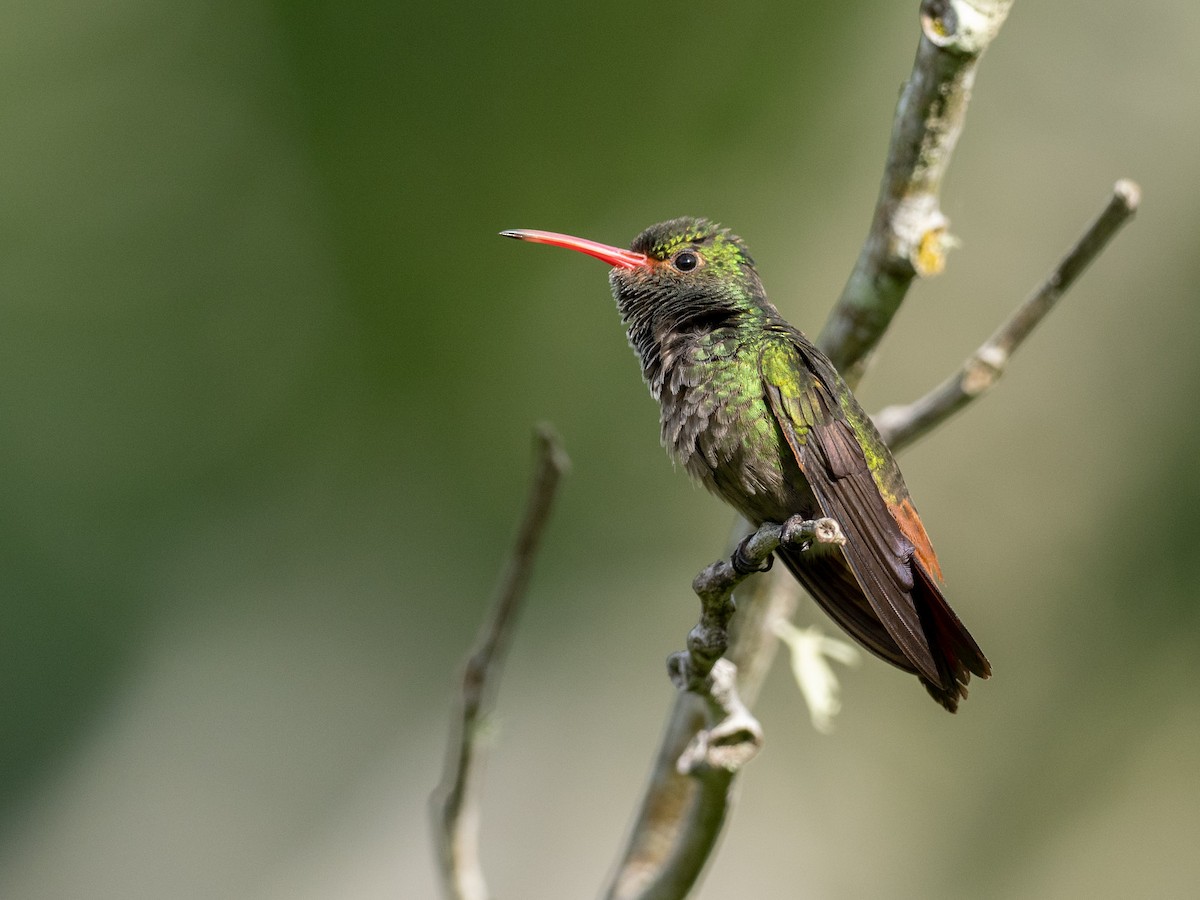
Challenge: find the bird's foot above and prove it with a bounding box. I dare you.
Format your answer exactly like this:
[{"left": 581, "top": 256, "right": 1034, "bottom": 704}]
[{"left": 732, "top": 532, "right": 774, "bottom": 575}]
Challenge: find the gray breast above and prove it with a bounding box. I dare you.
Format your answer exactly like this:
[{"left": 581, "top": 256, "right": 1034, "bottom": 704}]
[{"left": 652, "top": 336, "right": 814, "bottom": 522}]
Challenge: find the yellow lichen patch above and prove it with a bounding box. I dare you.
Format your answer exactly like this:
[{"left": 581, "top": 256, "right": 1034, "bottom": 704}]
[{"left": 913, "top": 226, "right": 950, "bottom": 277}]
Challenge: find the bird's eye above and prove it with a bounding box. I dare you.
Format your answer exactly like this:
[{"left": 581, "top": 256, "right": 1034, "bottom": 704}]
[{"left": 673, "top": 250, "right": 700, "bottom": 272}]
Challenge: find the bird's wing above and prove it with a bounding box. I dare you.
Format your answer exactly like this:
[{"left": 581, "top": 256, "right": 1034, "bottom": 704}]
[{"left": 758, "top": 338, "right": 942, "bottom": 684}]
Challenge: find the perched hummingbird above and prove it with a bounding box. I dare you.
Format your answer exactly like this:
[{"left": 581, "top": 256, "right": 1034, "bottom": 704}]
[{"left": 501, "top": 218, "right": 989, "bottom": 711}]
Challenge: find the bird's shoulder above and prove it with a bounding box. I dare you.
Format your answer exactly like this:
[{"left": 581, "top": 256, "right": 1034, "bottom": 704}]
[{"left": 757, "top": 325, "right": 945, "bottom": 582}]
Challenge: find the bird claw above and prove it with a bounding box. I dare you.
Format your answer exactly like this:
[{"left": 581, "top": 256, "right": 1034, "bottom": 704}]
[
  {"left": 779, "top": 515, "right": 810, "bottom": 551},
  {"left": 732, "top": 533, "right": 773, "bottom": 575}
]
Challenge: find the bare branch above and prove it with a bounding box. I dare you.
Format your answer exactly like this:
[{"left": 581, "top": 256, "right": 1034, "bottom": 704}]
[
  {"left": 818, "top": 0, "right": 1013, "bottom": 386},
  {"left": 875, "top": 180, "right": 1141, "bottom": 451},
  {"left": 430, "top": 425, "right": 570, "bottom": 900}
]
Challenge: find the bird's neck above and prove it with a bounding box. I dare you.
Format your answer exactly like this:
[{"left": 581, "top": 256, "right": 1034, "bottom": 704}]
[{"left": 620, "top": 295, "right": 785, "bottom": 397}]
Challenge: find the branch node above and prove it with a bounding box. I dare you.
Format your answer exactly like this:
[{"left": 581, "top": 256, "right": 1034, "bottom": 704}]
[
  {"left": 960, "top": 348, "right": 1003, "bottom": 396},
  {"left": 686, "top": 623, "right": 729, "bottom": 671}
]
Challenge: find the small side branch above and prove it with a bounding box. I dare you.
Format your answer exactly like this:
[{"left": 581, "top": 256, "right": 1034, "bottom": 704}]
[
  {"left": 670, "top": 518, "right": 844, "bottom": 774},
  {"left": 876, "top": 180, "right": 1141, "bottom": 451},
  {"left": 430, "top": 425, "right": 570, "bottom": 900},
  {"left": 605, "top": 518, "right": 844, "bottom": 900},
  {"left": 670, "top": 516, "right": 846, "bottom": 709},
  {"left": 818, "top": 0, "right": 1013, "bottom": 385}
]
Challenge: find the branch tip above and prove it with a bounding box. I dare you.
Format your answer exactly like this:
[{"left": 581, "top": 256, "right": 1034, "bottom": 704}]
[
  {"left": 533, "top": 421, "right": 572, "bottom": 476},
  {"left": 1113, "top": 178, "right": 1141, "bottom": 211}
]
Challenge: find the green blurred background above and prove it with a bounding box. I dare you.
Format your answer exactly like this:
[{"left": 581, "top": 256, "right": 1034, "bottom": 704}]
[{"left": 1, "top": 1, "right": 1198, "bottom": 897}]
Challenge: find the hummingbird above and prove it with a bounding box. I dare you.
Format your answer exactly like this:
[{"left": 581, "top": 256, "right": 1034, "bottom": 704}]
[{"left": 501, "top": 217, "right": 989, "bottom": 711}]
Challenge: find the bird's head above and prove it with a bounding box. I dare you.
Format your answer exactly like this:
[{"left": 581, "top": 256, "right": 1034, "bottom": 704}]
[{"left": 501, "top": 218, "right": 768, "bottom": 379}]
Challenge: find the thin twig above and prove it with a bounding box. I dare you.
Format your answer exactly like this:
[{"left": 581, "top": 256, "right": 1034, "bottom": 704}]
[
  {"left": 430, "top": 425, "right": 570, "bottom": 900},
  {"left": 875, "top": 180, "right": 1141, "bottom": 451},
  {"left": 818, "top": 0, "right": 1013, "bottom": 385}
]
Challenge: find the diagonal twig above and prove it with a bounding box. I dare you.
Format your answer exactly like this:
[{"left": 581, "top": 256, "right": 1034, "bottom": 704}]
[
  {"left": 430, "top": 425, "right": 570, "bottom": 900},
  {"left": 875, "top": 180, "right": 1141, "bottom": 451}
]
